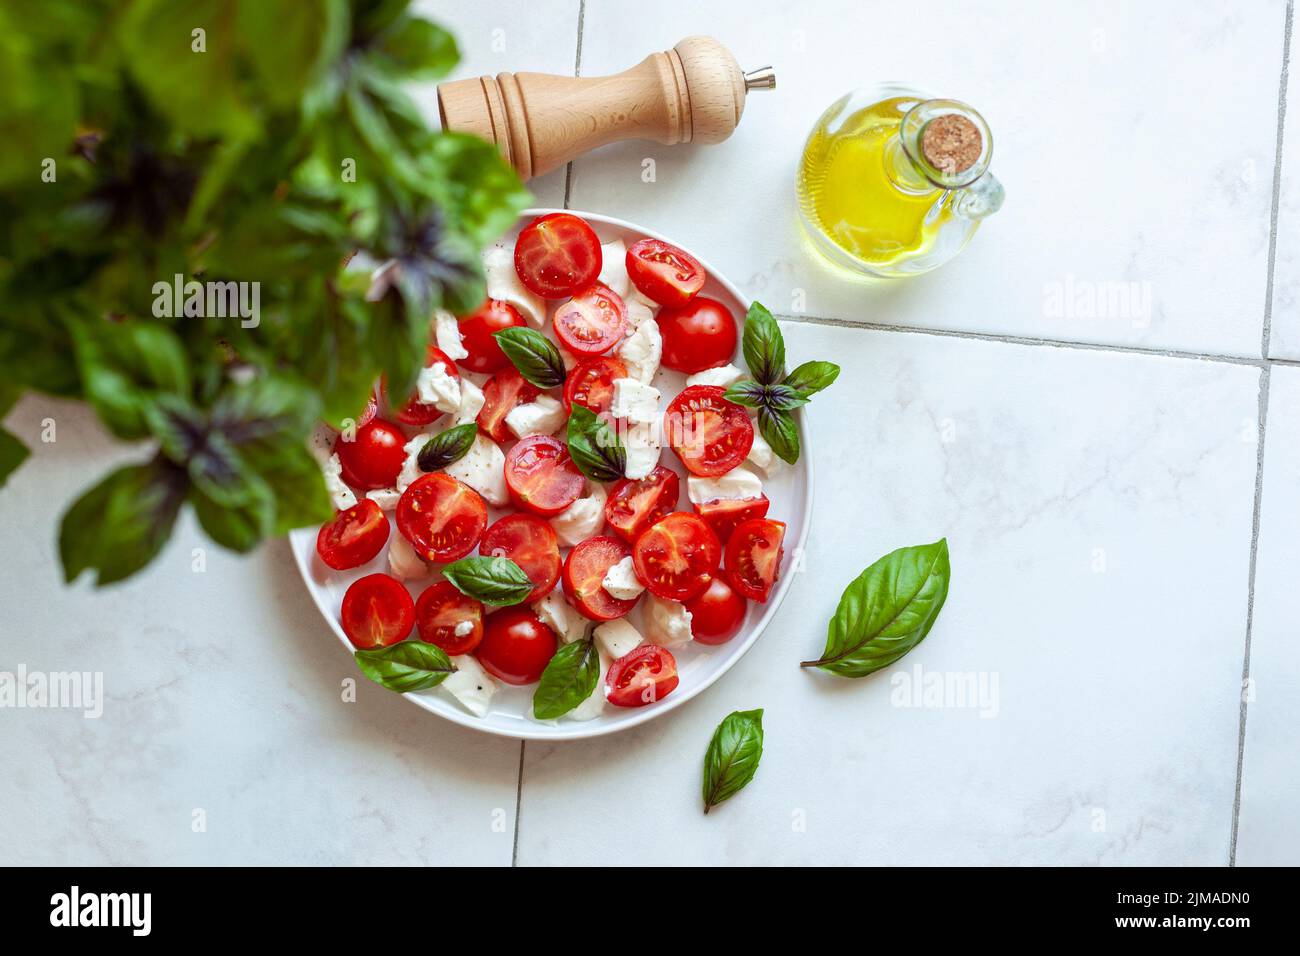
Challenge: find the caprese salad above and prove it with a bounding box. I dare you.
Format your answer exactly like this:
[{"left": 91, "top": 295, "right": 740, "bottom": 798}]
[{"left": 309, "top": 212, "right": 835, "bottom": 723}]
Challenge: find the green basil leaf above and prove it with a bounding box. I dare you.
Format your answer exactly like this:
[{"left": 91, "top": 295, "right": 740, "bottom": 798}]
[
  {"left": 0, "top": 425, "right": 30, "bottom": 489},
  {"left": 566, "top": 405, "right": 625, "bottom": 483},
  {"left": 59, "top": 459, "right": 188, "bottom": 587},
  {"left": 418, "top": 422, "right": 477, "bottom": 471},
  {"left": 189, "top": 477, "right": 275, "bottom": 553},
  {"left": 702, "top": 709, "right": 765, "bottom": 814},
  {"left": 741, "top": 301, "right": 785, "bottom": 386},
  {"left": 372, "top": 16, "right": 458, "bottom": 80},
  {"left": 533, "top": 639, "right": 601, "bottom": 720},
  {"left": 762, "top": 383, "right": 810, "bottom": 411},
  {"left": 802, "top": 540, "right": 951, "bottom": 677},
  {"left": 253, "top": 443, "right": 334, "bottom": 534},
  {"left": 758, "top": 406, "right": 800, "bottom": 465},
  {"left": 783, "top": 361, "right": 841, "bottom": 396},
  {"left": 723, "top": 379, "right": 766, "bottom": 409},
  {"left": 355, "top": 640, "right": 457, "bottom": 693},
  {"left": 442, "top": 556, "right": 534, "bottom": 606},
  {"left": 494, "top": 327, "right": 566, "bottom": 389},
  {"left": 69, "top": 318, "right": 192, "bottom": 440}
]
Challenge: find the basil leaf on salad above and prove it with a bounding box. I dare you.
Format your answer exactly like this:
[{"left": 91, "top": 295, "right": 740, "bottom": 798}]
[
  {"left": 702, "top": 709, "right": 765, "bottom": 814},
  {"left": 761, "top": 383, "right": 810, "bottom": 412},
  {"left": 783, "top": 360, "right": 841, "bottom": 396},
  {"left": 355, "top": 641, "right": 457, "bottom": 693},
  {"left": 723, "top": 379, "right": 767, "bottom": 408},
  {"left": 566, "top": 405, "right": 626, "bottom": 482},
  {"left": 741, "top": 302, "right": 785, "bottom": 386},
  {"left": 731, "top": 301, "right": 839, "bottom": 465},
  {"left": 417, "top": 422, "right": 477, "bottom": 471},
  {"left": 494, "top": 326, "right": 567, "bottom": 389},
  {"left": 533, "top": 638, "right": 601, "bottom": 720},
  {"left": 758, "top": 406, "right": 800, "bottom": 465},
  {"left": 442, "top": 555, "right": 534, "bottom": 606},
  {"left": 802, "top": 539, "right": 951, "bottom": 677}
]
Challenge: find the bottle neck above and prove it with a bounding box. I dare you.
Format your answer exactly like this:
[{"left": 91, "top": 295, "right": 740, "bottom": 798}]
[{"left": 896, "top": 99, "right": 994, "bottom": 190}]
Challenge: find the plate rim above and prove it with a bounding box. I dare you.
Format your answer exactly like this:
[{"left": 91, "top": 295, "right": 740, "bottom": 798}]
[{"left": 290, "top": 207, "right": 815, "bottom": 741}]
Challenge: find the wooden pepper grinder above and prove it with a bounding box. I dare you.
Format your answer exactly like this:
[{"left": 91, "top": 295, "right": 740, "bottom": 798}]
[{"left": 437, "top": 36, "right": 775, "bottom": 181}]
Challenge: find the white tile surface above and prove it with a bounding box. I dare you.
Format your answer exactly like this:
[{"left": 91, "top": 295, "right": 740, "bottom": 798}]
[
  {"left": 515, "top": 323, "right": 1258, "bottom": 865},
  {"left": 1270, "top": 15, "right": 1300, "bottom": 359},
  {"left": 570, "top": 0, "right": 1284, "bottom": 357},
  {"left": 0, "top": 398, "right": 521, "bottom": 865},
  {"left": 413, "top": 0, "right": 580, "bottom": 208},
  {"left": 1235, "top": 367, "right": 1300, "bottom": 865}
]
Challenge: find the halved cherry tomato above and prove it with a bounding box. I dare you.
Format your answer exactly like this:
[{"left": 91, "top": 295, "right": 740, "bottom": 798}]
[
  {"left": 694, "top": 494, "right": 770, "bottom": 544},
  {"left": 514, "top": 213, "right": 602, "bottom": 299},
  {"left": 552, "top": 284, "right": 627, "bottom": 356},
  {"left": 475, "top": 605, "right": 557, "bottom": 685},
  {"left": 316, "top": 499, "right": 390, "bottom": 570},
  {"left": 562, "top": 536, "right": 638, "bottom": 621},
  {"left": 605, "top": 466, "right": 680, "bottom": 543},
  {"left": 392, "top": 347, "right": 461, "bottom": 425},
  {"left": 563, "top": 355, "right": 627, "bottom": 414},
  {"left": 480, "top": 514, "right": 561, "bottom": 603},
  {"left": 396, "top": 473, "right": 488, "bottom": 563},
  {"left": 478, "top": 367, "right": 540, "bottom": 442},
  {"left": 685, "top": 576, "right": 747, "bottom": 645},
  {"left": 632, "top": 511, "right": 721, "bottom": 601},
  {"left": 504, "top": 435, "right": 585, "bottom": 517},
  {"left": 458, "top": 299, "right": 526, "bottom": 373},
  {"left": 664, "top": 386, "right": 754, "bottom": 477},
  {"left": 415, "top": 581, "right": 484, "bottom": 655},
  {"left": 340, "top": 573, "right": 415, "bottom": 649},
  {"left": 625, "top": 238, "right": 706, "bottom": 307},
  {"left": 656, "top": 297, "right": 737, "bottom": 373},
  {"left": 725, "top": 518, "right": 786, "bottom": 602},
  {"left": 334, "top": 418, "right": 408, "bottom": 490},
  {"left": 606, "top": 645, "right": 679, "bottom": 708}
]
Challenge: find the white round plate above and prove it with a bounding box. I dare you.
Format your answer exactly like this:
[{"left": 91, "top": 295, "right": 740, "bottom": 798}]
[{"left": 290, "top": 209, "right": 813, "bottom": 740}]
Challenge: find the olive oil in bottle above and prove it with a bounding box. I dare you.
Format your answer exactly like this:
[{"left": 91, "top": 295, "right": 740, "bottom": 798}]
[{"left": 797, "top": 85, "right": 1003, "bottom": 279}]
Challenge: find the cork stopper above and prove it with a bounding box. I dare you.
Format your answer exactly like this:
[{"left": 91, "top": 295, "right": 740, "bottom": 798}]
[{"left": 920, "top": 114, "right": 982, "bottom": 175}]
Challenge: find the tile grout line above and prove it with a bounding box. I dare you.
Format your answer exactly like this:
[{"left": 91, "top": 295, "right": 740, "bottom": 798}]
[
  {"left": 1228, "top": 0, "right": 1292, "bottom": 867},
  {"left": 516, "top": 0, "right": 586, "bottom": 870},
  {"left": 775, "top": 311, "right": 1276, "bottom": 369}
]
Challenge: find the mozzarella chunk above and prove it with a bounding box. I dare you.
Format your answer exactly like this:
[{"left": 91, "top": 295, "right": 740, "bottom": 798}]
[
  {"left": 434, "top": 309, "right": 468, "bottom": 361},
  {"left": 396, "top": 434, "right": 428, "bottom": 493},
  {"left": 535, "top": 592, "right": 588, "bottom": 644},
  {"left": 388, "top": 533, "right": 429, "bottom": 580},
  {"left": 483, "top": 243, "right": 545, "bottom": 328},
  {"left": 444, "top": 433, "right": 509, "bottom": 506},
  {"left": 453, "top": 620, "right": 474, "bottom": 637},
  {"left": 645, "top": 594, "right": 694, "bottom": 646},
  {"left": 550, "top": 482, "right": 606, "bottom": 546},
  {"left": 593, "top": 618, "right": 643, "bottom": 661},
  {"left": 366, "top": 487, "right": 402, "bottom": 511},
  {"left": 617, "top": 311, "right": 662, "bottom": 384},
  {"left": 567, "top": 650, "right": 611, "bottom": 721},
  {"left": 598, "top": 239, "right": 629, "bottom": 297},
  {"left": 746, "top": 427, "right": 778, "bottom": 473},
  {"left": 687, "top": 465, "right": 763, "bottom": 505},
  {"left": 686, "top": 363, "right": 745, "bottom": 390},
  {"left": 609, "top": 378, "right": 660, "bottom": 424},
  {"left": 454, "top": 378, "right": 485, "bottom": 424},
  {"left": 601, "top": 555, "right": 645, "bottom": 601},
  {"left": 442, "top": 655, "right": 497, "bottom": 717},
  {"left": 308, "top": 422, "right": 338, "bottom": 466},
  {"left": 625, "top": 287, "right": 660, "bottom": 327},
  {"left": 416, "top": 361, "right": 461, "bottom": 414},
  {"left": 623, "top": 421, "right": 662, "bottom": 480},
  {"left": 506, "top": 394, "right": 566, "bottom": 439},
  {"left": 322, "top": 453, "right": 357, "bottom": 510}
]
